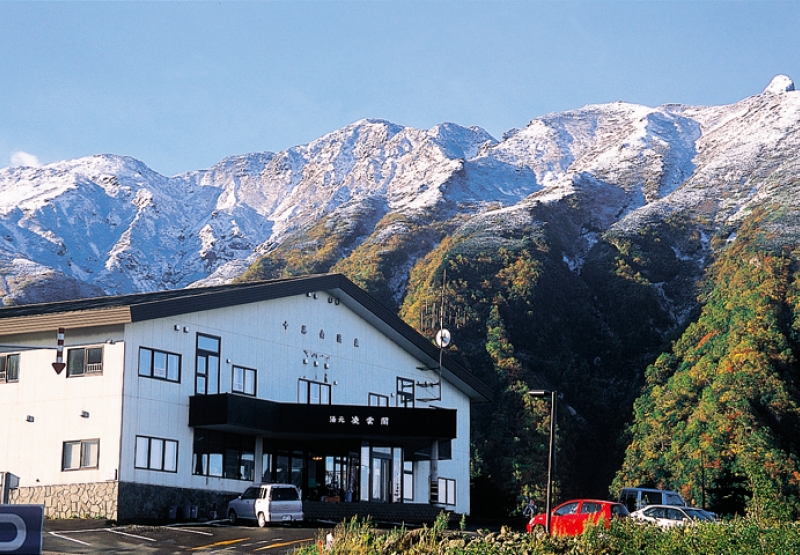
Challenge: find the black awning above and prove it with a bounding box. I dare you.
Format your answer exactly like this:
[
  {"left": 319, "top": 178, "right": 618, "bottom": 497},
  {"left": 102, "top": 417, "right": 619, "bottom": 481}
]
[{"left": 189, "top": 394, "right": 457, "bottom": 444}]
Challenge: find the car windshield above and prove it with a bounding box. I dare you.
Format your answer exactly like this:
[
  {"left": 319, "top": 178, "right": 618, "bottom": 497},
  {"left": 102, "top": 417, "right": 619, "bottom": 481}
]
[
  {"left": 684, "top": 509, "right": 710, "bottom": 520},
  {"left": 241, "top": 487, "right": 260, "bottom": 500},
  {"left": 665, "top": 493, "right": 685, "bottom": 506}
]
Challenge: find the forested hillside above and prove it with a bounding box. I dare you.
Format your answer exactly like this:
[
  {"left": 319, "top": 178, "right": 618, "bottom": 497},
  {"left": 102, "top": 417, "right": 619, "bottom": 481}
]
[{"left": 614, "top": 207, "right": 800, "bottom": 519}]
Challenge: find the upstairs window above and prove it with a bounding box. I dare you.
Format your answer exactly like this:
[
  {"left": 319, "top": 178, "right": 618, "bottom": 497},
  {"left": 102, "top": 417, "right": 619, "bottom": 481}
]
[
  {"left": 232, "top": 365, "right": 257, "bottom": 396},
  {"left": 195, "top": 334, "right": 221, "bottom": 395},
  {"left": 0, "top": 353, "right": 20, "bottom": 383},
  {"left": 139, "top": 347, "right": 181, "bottom": 382},
  {"left": 368, "top": 393, "right": 389, "bottom": 407},
  {"left": 298, "top": 378, "right": 331, "bottom": 404},
  {"left": 396, "top": 377, "right": 415, "bottom": 408},
  {"left": 67, "top": 347, "right": 103, "bottom": 377}
]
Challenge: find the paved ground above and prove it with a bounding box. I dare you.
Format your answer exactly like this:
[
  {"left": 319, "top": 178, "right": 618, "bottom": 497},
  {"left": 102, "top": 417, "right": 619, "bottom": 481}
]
[{"left": 42, "top": 519, "right": 331, "bottom": 555}]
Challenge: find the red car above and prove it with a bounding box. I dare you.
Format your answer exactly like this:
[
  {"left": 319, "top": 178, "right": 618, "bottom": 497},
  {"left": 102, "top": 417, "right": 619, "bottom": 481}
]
[{"left": 527, "top": 499, "right": 629, "bottom": 536}]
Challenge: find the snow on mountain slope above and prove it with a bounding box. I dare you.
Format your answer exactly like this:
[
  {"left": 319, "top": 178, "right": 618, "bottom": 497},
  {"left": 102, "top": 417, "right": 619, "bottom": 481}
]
[
  {"left": 614, "top": 75, "right": 800, "bottom": 233},
  {"left": 1, "top": 76, "right": 799, "bottom": 305}
]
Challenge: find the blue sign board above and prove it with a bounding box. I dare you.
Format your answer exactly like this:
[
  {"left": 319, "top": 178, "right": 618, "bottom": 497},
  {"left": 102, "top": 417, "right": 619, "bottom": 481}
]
[{"left": 0, "top": 505, "right": 43, "bottom": 555}]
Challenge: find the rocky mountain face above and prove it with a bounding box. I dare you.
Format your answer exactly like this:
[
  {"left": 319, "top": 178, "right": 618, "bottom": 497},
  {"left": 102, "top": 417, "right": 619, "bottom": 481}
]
[
  {"left": 2, "top": 77, "right": 797, "bottom": 307},
  {"left": 3, "top": 75, "right": 800, "bottom": 510}
]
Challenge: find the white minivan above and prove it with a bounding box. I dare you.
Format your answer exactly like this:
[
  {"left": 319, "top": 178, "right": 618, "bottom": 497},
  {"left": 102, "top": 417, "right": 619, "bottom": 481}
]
[
  {"left": 618, "top": 487, "right": 685, "bottom": 512},
  {"left": 227, "top": 483, "right": 303, "bottom": 527}
]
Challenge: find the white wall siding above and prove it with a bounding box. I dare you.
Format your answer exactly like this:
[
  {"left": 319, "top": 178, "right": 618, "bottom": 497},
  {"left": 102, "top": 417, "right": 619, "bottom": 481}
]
[{"left": 0, "top": 330, "right": 125, "bottom": 489}]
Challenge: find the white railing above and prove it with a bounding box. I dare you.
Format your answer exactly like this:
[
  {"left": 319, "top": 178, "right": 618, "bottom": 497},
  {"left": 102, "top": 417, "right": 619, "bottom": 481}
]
[{"left": 86, "top": 363, "right": 103, "bottom": 373}]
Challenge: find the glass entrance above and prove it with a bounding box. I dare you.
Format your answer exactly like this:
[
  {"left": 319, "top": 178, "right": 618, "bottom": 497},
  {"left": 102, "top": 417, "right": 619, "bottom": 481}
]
[{"left": 371, "top": 451, "right": 392, "bottom": 502}]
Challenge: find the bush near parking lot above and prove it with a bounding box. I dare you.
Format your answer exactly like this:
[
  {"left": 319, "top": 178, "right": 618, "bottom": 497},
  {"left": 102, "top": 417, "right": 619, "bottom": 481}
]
[{"left": 294, "top": 513, "right": 800, "bottom": 555}]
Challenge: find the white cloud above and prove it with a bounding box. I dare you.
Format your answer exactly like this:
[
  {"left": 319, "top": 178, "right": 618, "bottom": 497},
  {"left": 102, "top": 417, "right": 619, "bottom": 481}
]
[{"left": 10, "top": 151, "right": 41, "bottom": 167}]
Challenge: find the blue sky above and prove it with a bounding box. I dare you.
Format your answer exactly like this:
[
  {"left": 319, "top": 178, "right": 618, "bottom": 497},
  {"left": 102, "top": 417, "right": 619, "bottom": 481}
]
[{"left": 1, "top": 1, "right": 798, "bottom": 177}]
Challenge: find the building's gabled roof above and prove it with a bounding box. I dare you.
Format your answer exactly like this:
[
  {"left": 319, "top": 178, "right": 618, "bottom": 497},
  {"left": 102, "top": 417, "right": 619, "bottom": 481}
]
[{"left": 0, "top": 273, "right": 492, "bottom": 402}]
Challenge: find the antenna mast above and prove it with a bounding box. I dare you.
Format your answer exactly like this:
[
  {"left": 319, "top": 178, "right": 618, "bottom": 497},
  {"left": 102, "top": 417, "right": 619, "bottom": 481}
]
[{"left": 418, "top": 269, "right": 449, "bottom": 402}]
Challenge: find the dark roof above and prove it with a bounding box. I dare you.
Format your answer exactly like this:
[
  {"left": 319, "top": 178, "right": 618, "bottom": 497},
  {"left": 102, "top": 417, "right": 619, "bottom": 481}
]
[{"left": 0, "top": 273, "right": 492, "bottom": 402}]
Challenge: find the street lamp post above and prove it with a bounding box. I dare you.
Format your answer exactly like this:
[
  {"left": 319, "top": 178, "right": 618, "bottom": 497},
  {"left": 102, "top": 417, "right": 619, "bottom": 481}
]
[{"left": 529, "top": 389, "right": 557, "bottom": 535}]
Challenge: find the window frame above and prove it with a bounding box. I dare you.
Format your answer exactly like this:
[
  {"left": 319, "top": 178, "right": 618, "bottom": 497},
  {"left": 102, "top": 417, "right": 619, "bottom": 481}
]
[
  {"left": 195, "top": 333, "right": 221, "bottom": 395},
  {"left": 368, "top": 393, "right": 389, "bottom": 407},
  {"left": 403, "top": 461, "right": 414, "bottom": 501},
  {"left": 135, "top": 435, "right": 179, "bottom": 473},
  {"left": 232, "top": 365, "right": 257, "bottom": 396},
  {"left": 396, "top": 377, "right": 415, "bottom": 408},
  {"left": 0, "top": 353, "right": 20, "bottom": 383},
  {"left": 66, "top": 346, "right": 104, "bottom": 377},
  {"left": 298, "top": 378, "right": 331, "bottom": 404},
  {"left": 138, "top": 347, "right": 181, "bottom": 383},
  {"left": 62, "top": 439, "right": 100, "bottom": 471},
  {"left": 437, "top": 477, "right": 456, "bottom": 506},
  {"left": 192, "top": 429, "right": 255, "bottom": 481}
]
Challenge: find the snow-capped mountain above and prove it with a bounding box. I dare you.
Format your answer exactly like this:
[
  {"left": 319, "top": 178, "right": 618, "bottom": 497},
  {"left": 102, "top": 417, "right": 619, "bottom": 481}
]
[{"left": 2, "top": 75, "right": 799, "bottom": 308}]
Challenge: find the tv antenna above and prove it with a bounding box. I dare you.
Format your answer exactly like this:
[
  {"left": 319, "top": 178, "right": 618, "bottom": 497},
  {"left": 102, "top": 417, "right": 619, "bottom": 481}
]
[{"left": 416, "top": 269, "right": 456, "bottom": 402}]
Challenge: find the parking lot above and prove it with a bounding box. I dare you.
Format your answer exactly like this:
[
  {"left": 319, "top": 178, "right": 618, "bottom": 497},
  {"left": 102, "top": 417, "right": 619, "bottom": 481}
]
[{"left": 42, "top": 519, "right": 328, "bottom": 554}]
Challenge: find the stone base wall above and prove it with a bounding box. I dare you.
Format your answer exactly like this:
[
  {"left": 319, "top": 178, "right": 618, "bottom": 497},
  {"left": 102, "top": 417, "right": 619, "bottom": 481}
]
[
  {"left": 117, "top": 481, "right": 240, "bottom": 522},
  {"left": 7, "top": 481, "right": 239, "bottom": 523},
  {"left": 8, "top": 482, "right": 118, "bottom": 520}
]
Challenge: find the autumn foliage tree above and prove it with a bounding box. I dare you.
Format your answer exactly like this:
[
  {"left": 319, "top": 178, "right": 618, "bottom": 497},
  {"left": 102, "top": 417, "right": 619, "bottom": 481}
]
[{"left": 613, "top": 210, "right": 800, "bottom": 521}]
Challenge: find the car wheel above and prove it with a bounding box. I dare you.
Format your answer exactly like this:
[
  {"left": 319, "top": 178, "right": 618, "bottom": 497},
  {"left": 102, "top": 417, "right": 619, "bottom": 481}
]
[
  {"left": 228, "top": 509, "right": 237, "bottom": 525},
  {"left": 257, "top": 512, "right": 267, "bottom": 528},
  {"left": 532, "top": 524, "right": 546, "bottom": 539}
]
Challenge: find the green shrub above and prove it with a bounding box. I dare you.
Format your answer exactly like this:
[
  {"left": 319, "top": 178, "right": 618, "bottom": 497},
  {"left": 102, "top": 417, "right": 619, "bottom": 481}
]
[{"left": 293, "top": 516, "right": 800, "bottom": 555}]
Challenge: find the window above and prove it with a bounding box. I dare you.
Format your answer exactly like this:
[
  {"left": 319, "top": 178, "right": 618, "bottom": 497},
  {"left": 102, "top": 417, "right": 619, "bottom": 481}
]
[
  {"left": 396, "top": 377, "right": 414, "bottom": 408},
  {"left": 580, "top": 502, "right": 602, "bottom": 514},
  {"left": 62, "top": 439, "right": 99, "bottom": 470},
  {"left": 272, "top": 451, "right": 304, "bottom": 489},
  {"left": 232, "top": 365, "right": 256, "bottom": 396},
  {"left": 437, "top": 477, "right": 456, "bottom": 506},
  {"left": 272, "top": 486, "right": 299, "bottom": 501},
  {"left": 192, "top": 430, "right": 254, "bottom": 480},
  {"left": 403, "top": 461, "right": 414, "bottom": 501},
  {"left": 666, "top": 508, "right": 685, "bottom": 521},
  {"left": 139, "top": 347, "right": 181, "bottom": 382},
  {"left": 298, "top": 378, "right": 331, "bottom": 404},
  {"left": 0, "top": 354, "right": 20, "bottom": 383},
  {"left": 135, "top": 436, "right": 178, "bottom": 472},
  {"left": 642, "top": 491, "right": 661, "bottom": 505},
  {"left": 195, "top": 334, "right": 221, "bottom": 394},
  {"left": 555, "top": 502, "right": 579, "bottom": 516},
  {"left": 369, "top": 393, "right": 389, "bottom": 407},
  {"left": 67, "top": 347, "right": 103, "bottom": 376}
]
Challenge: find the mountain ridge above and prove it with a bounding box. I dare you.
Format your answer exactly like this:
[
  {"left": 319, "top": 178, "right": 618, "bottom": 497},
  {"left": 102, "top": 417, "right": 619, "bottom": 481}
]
[{"left": 2, "top": 75, "right": 798, "bottom": 306}]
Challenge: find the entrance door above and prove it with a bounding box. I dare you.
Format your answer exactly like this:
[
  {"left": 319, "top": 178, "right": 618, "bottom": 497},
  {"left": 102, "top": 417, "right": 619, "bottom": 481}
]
[{"left": 371, "top": 453, "right": 392, "bottom": 503}]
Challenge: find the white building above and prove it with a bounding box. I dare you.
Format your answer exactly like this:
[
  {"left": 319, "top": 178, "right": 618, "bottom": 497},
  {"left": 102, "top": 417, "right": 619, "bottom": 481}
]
[{"left": 0, "top": 274, "right": 490, "bottom": 522}]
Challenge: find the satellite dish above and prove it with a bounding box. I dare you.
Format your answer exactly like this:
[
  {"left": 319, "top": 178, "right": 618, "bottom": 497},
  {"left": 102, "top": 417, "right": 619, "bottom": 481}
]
[{"left": 435, "top": 329, "right": 451, "bottom": 348}]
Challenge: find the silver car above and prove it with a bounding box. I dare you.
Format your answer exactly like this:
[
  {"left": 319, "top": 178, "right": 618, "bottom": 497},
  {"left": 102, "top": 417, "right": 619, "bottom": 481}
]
[
  {"left": 227, "top": 483, "right": 303, "bottom": 527},
  {"left": 630, "top": 504, "right": 716, "bottom": 528}
]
